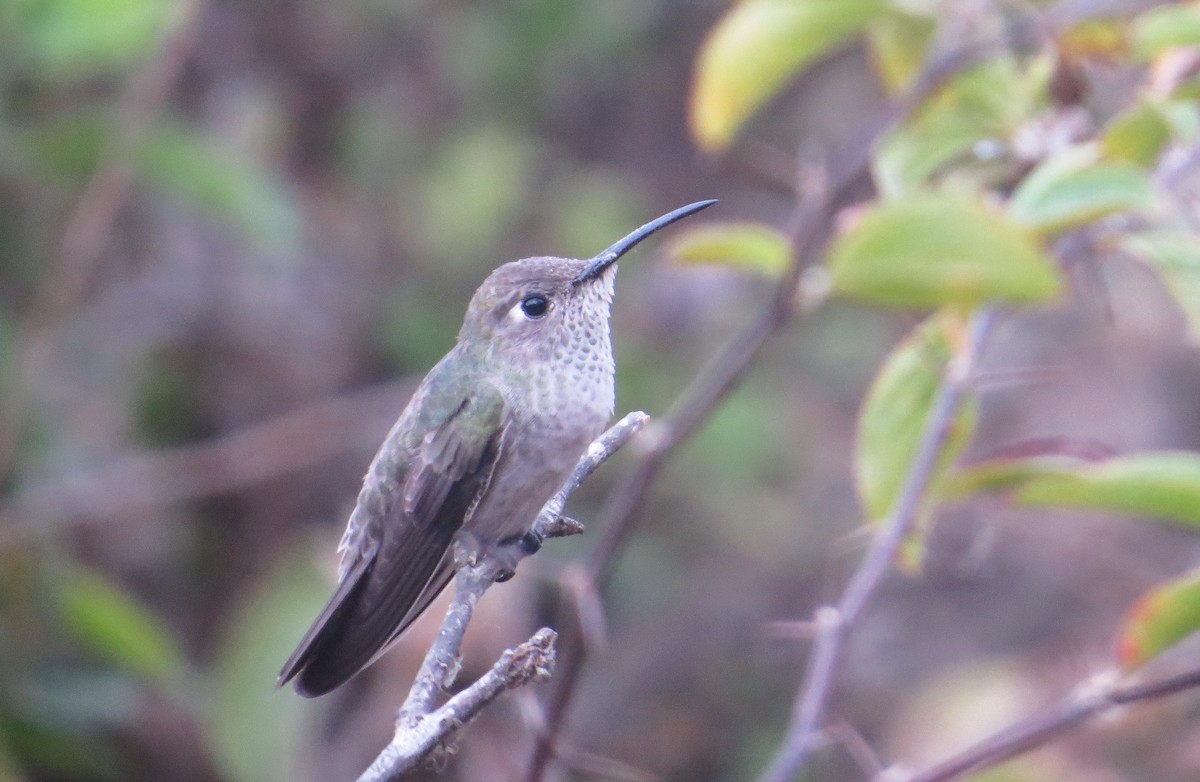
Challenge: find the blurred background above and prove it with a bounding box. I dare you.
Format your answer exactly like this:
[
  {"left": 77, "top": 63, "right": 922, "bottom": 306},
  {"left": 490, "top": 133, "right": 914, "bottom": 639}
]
[{"left": 1, "top": 0, "right": 1200, "bottom": 780}]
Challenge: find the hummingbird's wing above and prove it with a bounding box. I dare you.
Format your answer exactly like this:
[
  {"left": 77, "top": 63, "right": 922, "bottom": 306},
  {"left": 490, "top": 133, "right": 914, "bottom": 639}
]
[{"left": 278, "top": 381, "right": 507, "bottom": 697}]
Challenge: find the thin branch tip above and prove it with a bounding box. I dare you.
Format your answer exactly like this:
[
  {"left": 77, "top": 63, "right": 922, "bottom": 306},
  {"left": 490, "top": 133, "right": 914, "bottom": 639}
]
[
  {"left": 544, "top": 515, "right": 586, "bottom": 538},
  {"left": 504, "top": 628, "right": 558, "bottom": 683}
]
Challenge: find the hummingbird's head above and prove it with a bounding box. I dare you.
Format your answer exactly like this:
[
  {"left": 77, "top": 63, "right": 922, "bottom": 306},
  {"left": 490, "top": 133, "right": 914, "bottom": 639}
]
[
  {"left": 458, "top": 200, "right": 718, "bottom": 363},
  {"left": 458, "top": 254, "right": 612, "bottom": 363}
]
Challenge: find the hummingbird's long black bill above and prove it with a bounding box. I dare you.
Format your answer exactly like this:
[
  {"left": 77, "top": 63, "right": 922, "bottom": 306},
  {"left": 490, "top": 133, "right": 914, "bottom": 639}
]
[{"left": 572, "top": 198, "right": 718, "bottom": 285}]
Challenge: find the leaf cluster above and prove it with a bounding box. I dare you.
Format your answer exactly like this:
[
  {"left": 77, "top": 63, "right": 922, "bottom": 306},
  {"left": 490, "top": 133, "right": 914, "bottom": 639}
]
[{"left": 676, "top": 0, "right": 1200, "bottom": 771}]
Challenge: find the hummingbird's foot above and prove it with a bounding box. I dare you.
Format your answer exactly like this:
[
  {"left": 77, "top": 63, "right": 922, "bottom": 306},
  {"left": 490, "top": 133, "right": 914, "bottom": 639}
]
[
  {"left": 490, "top": 532, "right": 540, "bottom": 583},
  {"left": 453, "top": 531, "right": 531, "bottom": 583},
  {"left": 457, "top": 520, "right": 580, "bottom": 585},
  {"left": 452, "top": 530, "right": 490, "bottom": 572}
]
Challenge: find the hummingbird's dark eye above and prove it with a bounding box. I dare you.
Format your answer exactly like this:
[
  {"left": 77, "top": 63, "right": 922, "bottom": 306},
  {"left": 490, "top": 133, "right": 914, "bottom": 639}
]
[{"left": 520, "top": 294, "right": 550, "bottom": 319}]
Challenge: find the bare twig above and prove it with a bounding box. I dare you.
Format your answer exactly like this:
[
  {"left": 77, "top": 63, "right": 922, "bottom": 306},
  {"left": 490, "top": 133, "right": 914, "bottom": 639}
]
[
  {"left": 524, "top": 41, "right": 991, "bottom": 782},
  {"left": 887, "top": 663, "right": 1200, "bottom": 782},
  {"left": 355, "top": 412, "right": 649, "bottom": 781},
  {"left": 756, "top": 309, "right": 997, "bottom": 782},
  {"left": 0, "top": 0, "right": 211, "bottom": 477}
]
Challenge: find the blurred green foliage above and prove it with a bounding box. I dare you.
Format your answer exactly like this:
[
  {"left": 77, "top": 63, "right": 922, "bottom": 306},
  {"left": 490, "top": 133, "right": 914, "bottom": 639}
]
[
  {"left": 683, "top": 0, "right": 1200, "bottom": 777},
  {"left": 856, "top": 311, "right": 976, "bottom": 523},
  {"left": 10, "top": 0, "right": 171, "bottom": 76},
  {"left": 57, "top": 564, "right": 183, "bottom": 686},
  {"left": 2, "top": 0, "right": 1200, "bottom": 781},
  {"left": 0, "top": 2, "right": 759, "bottom": 779},
  {"left": 211, "top": 551, "right": 326, "bottom": 782},
  {"left": 1119, "top": 567, "right": 1200, "bottom": 668},
  {"left": 826, "top": 194, "right": 1062, "bottom": 307}
]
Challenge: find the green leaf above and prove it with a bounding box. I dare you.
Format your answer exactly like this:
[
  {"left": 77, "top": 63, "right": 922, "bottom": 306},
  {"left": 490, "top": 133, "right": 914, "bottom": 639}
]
[
  {"left": 209, "top": 551, "right": 330, "bottom": 782},
  {"left": 1008, "top": 145, "right": 1155, "bottom": 232},
  {"left": 13, "top": 0, "right": 173, "bottom": 76},
  {"left": 945, "top": 453, "right": 1091, "bottom": 500},
  {"left": 856, "top": 311, "right": 977, "bottom": 523},
  {"left": 827, "top": 193, "right": 1061, "bottom": 308},
  {"left": 1017, "top": 452, "right": 1200, "bottom": 526},
  {"left": 1101, "top": 102, "right": 1173, "bottom": 167},
  {"left": 1133, "top": 3, "right": 1200, "bottom": 59},
  {"left": 873, "top": 115, "right": 984, "bottom": 201},
  {"left": 1120, "top": 231, "right": 1200, "bottom": 344},
  {"left": 951, "top": 451, "right": 1200, "bottom": 529},
  {"left": 664, "top": 222, "right": 791, "bottom": 278},
  {"left": 1118, "top": 570, "right": 1200, "bottom": 669},
  {"left": 690, "top": 0, "right": 884, "bottom": 152},
  {"left": 56, "top": 565, "right": 183, "bottom": 686},
  {"left": 865, "top": 11, "right": 935, "bottom": 95},
  {"left": 873, "top": 114, "right": 984, "bottom": 200},
  {"left": 874, "top": 58, "right": 1037, "bottom": 199}
]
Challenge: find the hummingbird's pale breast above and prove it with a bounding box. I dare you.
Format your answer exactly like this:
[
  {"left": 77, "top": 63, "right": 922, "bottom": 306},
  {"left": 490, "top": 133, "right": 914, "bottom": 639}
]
[{"left": 466, "top": 263, "right": 617, "bottom": 544}]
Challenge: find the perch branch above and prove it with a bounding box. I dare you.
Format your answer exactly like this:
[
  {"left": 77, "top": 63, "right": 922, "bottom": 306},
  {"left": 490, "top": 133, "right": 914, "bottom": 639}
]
[{"left": 355, "top": 411, "right": 649, "bottom": 782}]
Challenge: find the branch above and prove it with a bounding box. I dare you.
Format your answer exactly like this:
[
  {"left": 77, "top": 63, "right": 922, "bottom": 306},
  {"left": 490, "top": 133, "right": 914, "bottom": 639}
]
[
  {"left": 524, "top": 40, "right": 991, "bottom": 782},
  {"left": 356, "top": 568, "right": 555, "bottom": 782},
  {"left": 887, "top": 662, "right": 1200, "bottom": 782},
  {"left": 355, "top": 411, "right": 649, "bottom": 782},
  {"left": 755, "top": 308, "right": 997, "bottom": 782}
]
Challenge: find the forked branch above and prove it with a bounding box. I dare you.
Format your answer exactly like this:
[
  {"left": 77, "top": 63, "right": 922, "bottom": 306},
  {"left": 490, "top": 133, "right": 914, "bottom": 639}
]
[{"left": 356, "top": 411, "right": 649, "bottom": 782}]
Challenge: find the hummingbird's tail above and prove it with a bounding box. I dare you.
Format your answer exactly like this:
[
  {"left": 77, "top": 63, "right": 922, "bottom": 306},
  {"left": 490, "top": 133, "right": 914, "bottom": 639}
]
[{"left": 278, "top": 519, "right": 457, "bottom": 697}]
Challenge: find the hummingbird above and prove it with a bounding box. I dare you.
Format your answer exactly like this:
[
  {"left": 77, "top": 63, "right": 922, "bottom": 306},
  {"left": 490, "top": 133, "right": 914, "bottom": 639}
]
[{"left": 279, "top": 199, "right": 717, "bottom": 697}]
